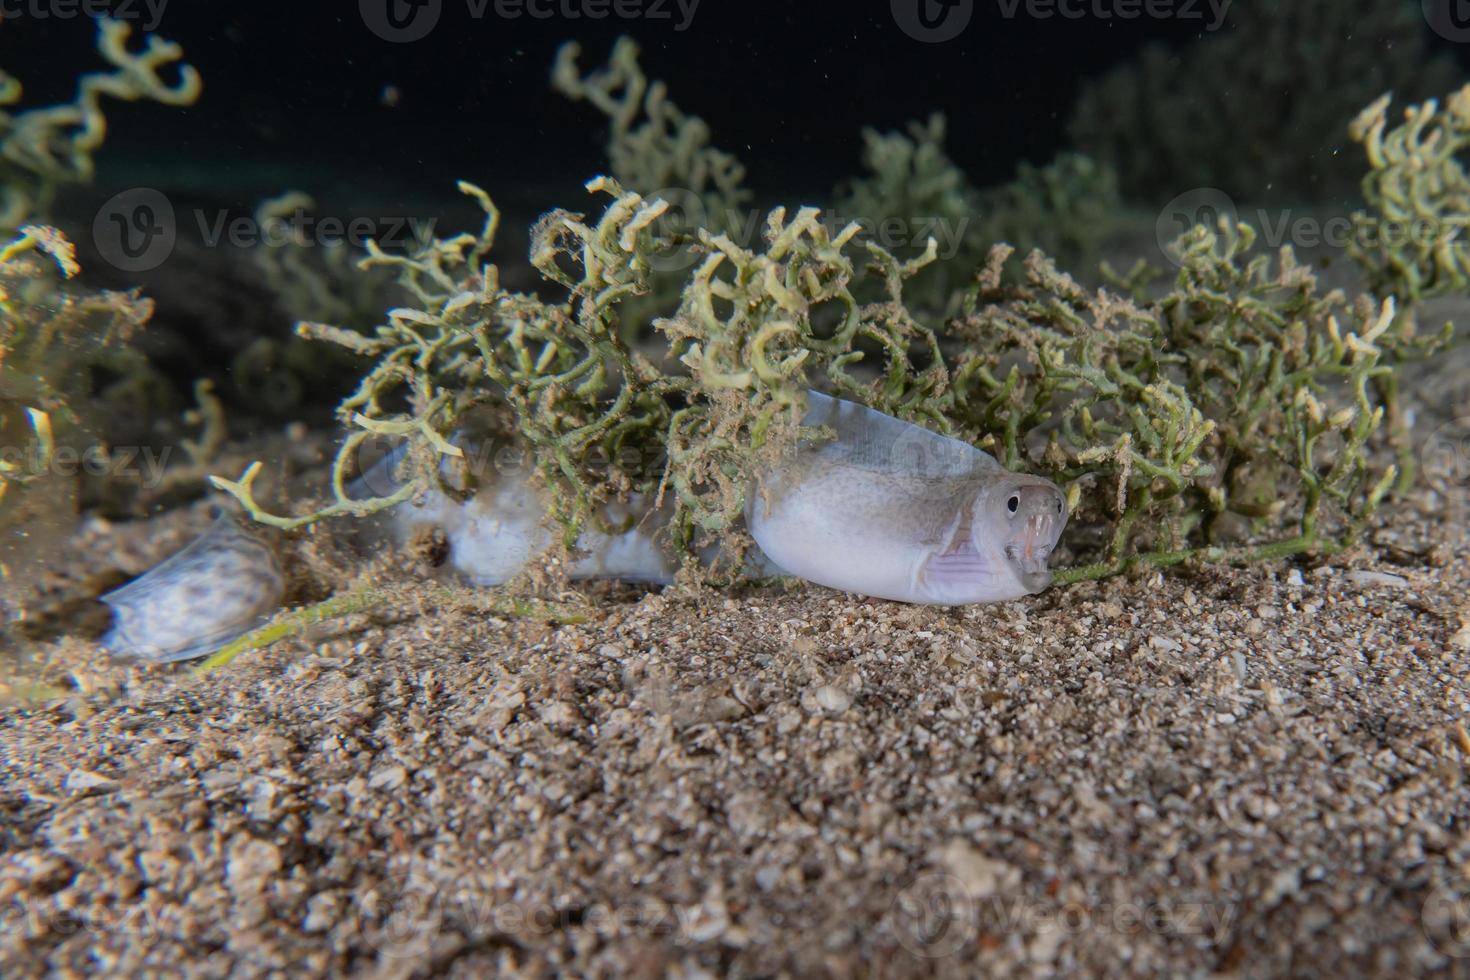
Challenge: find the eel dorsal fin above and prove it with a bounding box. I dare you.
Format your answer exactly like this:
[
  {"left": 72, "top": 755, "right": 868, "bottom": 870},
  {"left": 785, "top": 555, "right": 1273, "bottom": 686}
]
[{"left": 799, "top": 390, "right": 1001, "bottom": 480}]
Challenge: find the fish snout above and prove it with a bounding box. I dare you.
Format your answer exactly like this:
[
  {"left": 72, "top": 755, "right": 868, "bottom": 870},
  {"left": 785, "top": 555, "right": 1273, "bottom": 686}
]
[{"left": 999, "top": 482, "right": 1067, "bottom": 592}]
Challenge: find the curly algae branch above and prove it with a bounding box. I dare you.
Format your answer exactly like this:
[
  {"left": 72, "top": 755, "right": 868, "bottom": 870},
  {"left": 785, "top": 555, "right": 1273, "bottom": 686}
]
[
  {"left": 0, "top": 18, "right": 201, "bottom": 229},
  {"left": 211, "top": 44, "right": 1460, "bottom": 588}
]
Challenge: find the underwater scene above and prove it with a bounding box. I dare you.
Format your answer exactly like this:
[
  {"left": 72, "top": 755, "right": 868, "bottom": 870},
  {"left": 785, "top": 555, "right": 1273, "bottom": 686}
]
[{"left": 2, "top": 0, "right": 1470, "bottom": 974}]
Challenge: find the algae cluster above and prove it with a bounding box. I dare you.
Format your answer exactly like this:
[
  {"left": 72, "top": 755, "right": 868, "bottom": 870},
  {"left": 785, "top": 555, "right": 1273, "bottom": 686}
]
[
  {"left": 210, "top": 40, "right": 1460, "bottom": 585},
  {"left": 1349, "top": 87, "right": 1470, "bottom": 305},
  {"left": 0, "top": 19, "right": 199, "bottom": 608},
  {"left": 0, "top": 20, "right": 1458, "bottom": 592},
  {"left": 0, "top": 18, "right": 200, "bottom": 231},
  {"left": 0, "top": 225, "right": 156, "bottom": 597}
]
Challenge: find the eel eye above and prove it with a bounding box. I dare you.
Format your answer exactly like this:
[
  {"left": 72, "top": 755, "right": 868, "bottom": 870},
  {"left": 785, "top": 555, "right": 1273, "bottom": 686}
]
[
  {"left": 1006, "top": 494, "right": 1020, "bottom": 515},
  {"left": 1056, "top": 499, "right": 1064, "bottom": 515}
]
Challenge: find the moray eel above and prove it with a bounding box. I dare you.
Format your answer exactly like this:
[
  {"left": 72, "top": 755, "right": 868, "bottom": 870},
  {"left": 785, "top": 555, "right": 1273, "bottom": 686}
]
[{"left": 96, "top": 392, "right": 1068, "bottom": 661}]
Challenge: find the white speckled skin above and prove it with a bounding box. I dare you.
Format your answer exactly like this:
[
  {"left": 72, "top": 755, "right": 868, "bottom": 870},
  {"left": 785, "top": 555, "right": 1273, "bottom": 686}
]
[
  {"left": 385, "top": 470, "right": 676, "bottom": 586},
  {"left": 99, "top": 515, "right": 284, "bottom": 662},
  {"left": 746, "top": 391, "right": 1068, "bottom": 604}
]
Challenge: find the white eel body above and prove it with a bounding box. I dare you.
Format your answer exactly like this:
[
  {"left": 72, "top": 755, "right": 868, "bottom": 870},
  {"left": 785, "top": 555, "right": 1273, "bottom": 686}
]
[
  {"left": 381, "top": 466, "right": 679, "bottom": 587},
  {"left": 747, "top": 391, "right": 1067, "bottom": 605},
  {"left": 98, "top": 392, "right": 1068, "bottom": 661}
]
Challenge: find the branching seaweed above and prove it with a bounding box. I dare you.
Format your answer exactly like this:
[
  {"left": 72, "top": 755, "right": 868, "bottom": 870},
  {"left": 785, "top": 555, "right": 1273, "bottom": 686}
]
[
  {"left": 1066, "top": 0, "right": 1459, "bottom": 203},
  {"left": 834, "top": 116, "right": 1120, "bottom": 308},
  {"left": 950, "top": 225, "right": 1443, "bottom": 580},
  {"left": 228, "top": 194, "right": 403, "bottom": 413},
  {"left": 835, "top": 114, "right": 980, "bottom": 251},
  {"left": 213, "top": 43, "right": 1459, "bottom": 589},
  {"left": 1349, "top": 85, "right": 1470, "bottom": 304},
  {"left": 0, "top": 226, "right": 156, "bottom": 590},
  {"left": 977, "top": 152, "right": 1121, "bottom": 276},
  {"left": 552, "top": 37, "right": 749, "bottom": 234},
  {"left": 213, "top": 178, "right": 676, "bottom": 544},
  {"left": 212, "top": 177, "right": 946, "bottom": 558},
  {"left": 0, "top": 18, "right": 201, "bottom": 229}
]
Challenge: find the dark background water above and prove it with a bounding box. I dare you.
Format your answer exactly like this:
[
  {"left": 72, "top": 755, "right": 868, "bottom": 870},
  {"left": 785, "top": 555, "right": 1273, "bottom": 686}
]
[{"left": 4, "top": 0, "right": 1247, "bottom": 213}]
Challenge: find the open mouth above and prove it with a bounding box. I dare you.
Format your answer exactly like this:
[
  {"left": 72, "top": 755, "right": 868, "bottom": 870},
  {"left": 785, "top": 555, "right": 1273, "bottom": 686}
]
[
  {"left": 1017, "top": 564, "right": 1052, "bottom": 594},
  {"left": 1004, "top": 544, "right": 1054, "bottom": 593}
]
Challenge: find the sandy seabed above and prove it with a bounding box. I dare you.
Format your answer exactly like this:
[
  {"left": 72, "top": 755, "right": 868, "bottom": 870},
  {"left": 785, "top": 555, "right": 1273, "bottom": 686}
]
[
  {"left": 3, "top": 486, "right": 1468, "bottom": 977},
  {"left": 3, "top": 310, "right": 1470, "bottom": 977}
]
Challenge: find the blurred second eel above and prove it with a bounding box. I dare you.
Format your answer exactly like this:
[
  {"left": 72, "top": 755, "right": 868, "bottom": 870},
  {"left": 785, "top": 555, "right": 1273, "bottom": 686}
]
[{"left": 98, "top": 514, "right": 284, "bottom": 663}]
